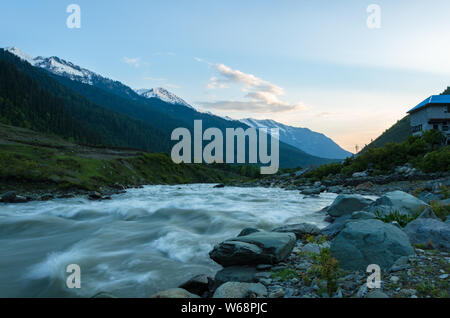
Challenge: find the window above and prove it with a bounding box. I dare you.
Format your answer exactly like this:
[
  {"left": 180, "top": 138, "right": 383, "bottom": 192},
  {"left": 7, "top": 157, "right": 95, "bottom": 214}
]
[
  {"left": 412, "top": 125, "right": 422, "bottom": 133},
  {"left": 433, "top": 124, "right": 439, "bottom": 130},
  {"left": 443, "top": 125, "right": 449, "bottom": 131}
]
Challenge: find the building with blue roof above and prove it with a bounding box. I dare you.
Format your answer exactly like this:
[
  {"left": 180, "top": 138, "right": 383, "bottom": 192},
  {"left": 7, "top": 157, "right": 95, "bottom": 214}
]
[{"left": 407, "top": 95, "right": 450, "bottom": 141}]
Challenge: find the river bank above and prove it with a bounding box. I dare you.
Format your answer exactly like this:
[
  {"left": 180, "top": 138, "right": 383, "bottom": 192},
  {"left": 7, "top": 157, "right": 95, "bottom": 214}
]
[
  {"left": 149, "top": 170, "right": 449, "bottom": 299},
  {"left": 152, "top": 187, "right": 449, "bottom": 299}
]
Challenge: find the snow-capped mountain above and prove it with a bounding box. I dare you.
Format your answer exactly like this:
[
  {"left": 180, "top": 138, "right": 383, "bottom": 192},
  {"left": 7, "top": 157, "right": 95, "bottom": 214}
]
[
  {"left": 5, "top": 47, "right": 35, "bottom": 65},
  {"left": 135, "top": 88, "right": 195, "bottom": 109},
  {"left": 240, "top": 118, "right": 352, "bottom": 159},
  {"left": 6, "top": 47, "right": 196, "bottom": 110},
  {"left": 6, "top": 47, "right": 96, "bottom": 84},
  {"left": 4, "top": 47, "right": 350, "bottom": 160}
]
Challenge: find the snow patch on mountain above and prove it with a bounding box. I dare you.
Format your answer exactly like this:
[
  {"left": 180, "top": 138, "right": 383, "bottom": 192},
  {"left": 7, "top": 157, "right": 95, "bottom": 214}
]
[
  {"left": 5, "top": 47, "right": 102, "bottom": 85},
  {"left": 135, "top": 88, "right": 195, "bottom": 109},
  {"left": 5, "top": 47, "right": 35, "bottom": 65}
]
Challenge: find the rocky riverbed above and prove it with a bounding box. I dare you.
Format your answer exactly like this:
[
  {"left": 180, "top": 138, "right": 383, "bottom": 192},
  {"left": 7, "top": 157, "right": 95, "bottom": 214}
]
[
  {"left": 2, "top": 167, "right": 449, "bottom": 298},
  {"left": 150, "top": 168, "right": 449, "bottom": 299}
]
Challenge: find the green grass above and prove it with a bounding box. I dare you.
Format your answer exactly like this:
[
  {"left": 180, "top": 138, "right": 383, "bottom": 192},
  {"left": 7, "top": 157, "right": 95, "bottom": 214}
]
[
  {"left": 374, "top": 210, "right": 420, "bottom": 227},
  {"left": 0, "top": 143, "right": 247, "bottom": 193},
  {"left": 271, "top": 268, "right": 298, "bottom": 281},
  {"left": 429, "top": 200, "right": 450, "bottom": 221}
]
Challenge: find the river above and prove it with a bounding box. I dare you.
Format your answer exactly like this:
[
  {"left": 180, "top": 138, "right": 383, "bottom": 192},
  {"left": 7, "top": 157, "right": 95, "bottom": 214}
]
[{"left": 0, "top": 184, "right": 337, "bottom": 297}]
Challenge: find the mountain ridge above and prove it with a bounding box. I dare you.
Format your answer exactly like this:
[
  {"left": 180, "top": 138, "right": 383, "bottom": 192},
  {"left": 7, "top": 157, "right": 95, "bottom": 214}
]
[
  {"left": 3, "top": 47, "right": 339, "bottom": 168},
  {"left": 240, "top": 118, "right": 352, "bottom": 159}
]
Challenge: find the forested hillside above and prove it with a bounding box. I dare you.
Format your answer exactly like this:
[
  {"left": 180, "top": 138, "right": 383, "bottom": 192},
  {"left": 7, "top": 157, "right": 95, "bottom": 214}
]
[
  {"left": 0, "top": 49, "right": 337, "bottom": 168},
  {"left": 0, "top": 50, "right": 169, "bottom": 152}
]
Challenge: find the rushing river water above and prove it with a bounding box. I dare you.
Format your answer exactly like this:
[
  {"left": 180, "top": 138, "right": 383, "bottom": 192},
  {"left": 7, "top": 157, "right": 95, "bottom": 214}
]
[{"left": 0, "top": 184, "right": 338, "bottom": 298}]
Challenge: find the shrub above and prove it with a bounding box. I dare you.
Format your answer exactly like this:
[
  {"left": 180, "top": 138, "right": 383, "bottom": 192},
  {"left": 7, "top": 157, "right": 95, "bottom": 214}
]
[
  {"left": 271, "top": 268, "right": 297, "bottom": 281},
  {"left": 374, "top": 210, "right": 419, "bottom": 227},
  {"left": 429, "top": 200, "right": 450, "bottom": 221},
  {"left": 309, "top": 248, "right": 339, "bottom": 296}
]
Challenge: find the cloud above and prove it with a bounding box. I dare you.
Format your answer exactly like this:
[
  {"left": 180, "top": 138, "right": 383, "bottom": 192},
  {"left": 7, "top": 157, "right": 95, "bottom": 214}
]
[
  {"left": 123, "top": 57, "right": 142, "bottom": 67},
  {"left": 198, "top": 61, "right": 305, "bottom": 113},
  {"left": 315, "top": 111, "right": 343, "bottom": 118},
  {"left": 199, "top": 100, "right": 307, "bottom": 113}
]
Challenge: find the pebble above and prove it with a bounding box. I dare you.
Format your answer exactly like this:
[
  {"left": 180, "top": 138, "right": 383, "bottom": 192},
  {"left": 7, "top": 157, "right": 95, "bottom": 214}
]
[
  {"left": 390, "top": 276, "right": 400, "bottom": 283},
  {"left": 439, "top": 274, "right": 449, "bottom": 279},
  {"left": 256, "top": 264, "right": 272, "bottom": 270},
  {"left": 269, "top": 288, "right": 285, "bottom": 298}
]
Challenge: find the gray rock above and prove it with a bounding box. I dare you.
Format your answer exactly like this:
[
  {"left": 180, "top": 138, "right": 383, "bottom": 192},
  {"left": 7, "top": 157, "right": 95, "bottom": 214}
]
[
  {"left": 327, "top": 186, "right": 342, "bottom": 194},
  {"left": 238, "top": 228, "right": 260, "bottom": 237},
  {"left": 209, "top": 231, "right": 296, "bottom": 266},
  {"left": 301, "top": 243, "right": 321, "bottom": 254},
  {"left": 215, "top": 266, "right": 258, "bottom": 285},
  {"left": 213, "top": 282, "right": 267, "bottom": 298},
  {"left": 150, "top": 288, "right": 201, "bottom": 298},
  {"left": 268, "top": 288, "right": 285, "bottom": 298},
  {"left": 366, "top": 191, "right": 429, "bottom": 216},
  {"left": 403, "top": 218, "right": 450, "bottom": 251},
  {"left": 91, "top": 292, "right": 117, "bottom": 298},
  {"left": 330, "top": 219, "right": 415, "bottom": 271},
  {"left": 418, "top": 191, "right": 440, "bottom": 204},
  {"left": 179, "top": 274, "right": 214, "bottom": 296},
  {"left": 301, "top": 188, "right": 322, "bottom": 195},
  {"left": 253, "top": 272, "right": 272, "bottom": 280},
  {"left": 417, "top": 208, "right": 438, "bottom": 219},
  {"left": 272, "top": 223, "right": 320, "bottom": 239},
  {"left": 256, "top": 264, "right": 272, "bottom": 270},
  {"left": 321, "top": 214, "right": 352, "bottom": 238},
  {"left": 352, "top": 171, "right": 368, "bottom": 178},
  {"left": 351, "top": 211, "right": 376, "bottom": 220},
  {"left": 366, "top": 290, "right": 389, "bottom": 298},
  {"left": 0, "top": 191, "right": 27, "bottom": 203},
  {"left": 326, "top": 194, "right": 373, "bottom": 217},
  {"left": 39, "top": 193, "right": 54, "bottom": 201}
]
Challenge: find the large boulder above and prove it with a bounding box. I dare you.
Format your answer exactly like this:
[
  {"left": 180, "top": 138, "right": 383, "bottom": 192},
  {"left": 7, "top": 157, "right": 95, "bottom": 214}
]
[
  {"left": 212, "top": 282, "right": 267, "bottom": 298},
  {"left": 403, "top": 218, "right": 450, "bottom": 251},
  {"left": 326, "top": 194, "right": 373, "bottom": 217},
  {"left": 321, "top": 214, "right": 352, "bottom": 238},
  {"left": 209, "top": 231, "right": 296, "bottom": 266},
  {"left": 365, "top": 191, "right": 429, "bottom": 216},
  {"left": 150, "top": 288, "right": 201, "bottom": 298},
  {"left": 331, "top": 219, "right": 415, "bottom": 271},
  {"left": 272, "top": 223, "right": 320, "bottom": 239},
  {"left": 417, "top": 191, "right": 441, "bottom": 204}
]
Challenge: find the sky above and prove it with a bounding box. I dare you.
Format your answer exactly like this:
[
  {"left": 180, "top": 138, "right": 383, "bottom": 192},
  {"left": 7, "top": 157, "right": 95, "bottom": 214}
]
[{"left": 1, "top": 0, "right": 449, "bottom": 152}]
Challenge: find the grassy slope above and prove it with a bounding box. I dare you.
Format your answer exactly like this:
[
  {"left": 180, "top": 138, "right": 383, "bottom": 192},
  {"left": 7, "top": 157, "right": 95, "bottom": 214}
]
[
  {"left": 0, "top": 124, "right": 247, "bottom": 193},
  {"left": 362, "top": 116, "right": 411, "bottom": 151}
]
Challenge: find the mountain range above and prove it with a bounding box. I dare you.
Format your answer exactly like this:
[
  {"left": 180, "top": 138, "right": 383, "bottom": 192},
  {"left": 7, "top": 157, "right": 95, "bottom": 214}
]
[
  {"left": 239, "top": 118, "right": 352, "bottom": 159},
  {"left": 1, "top": 47, "right": 346, "bottom": 167}
]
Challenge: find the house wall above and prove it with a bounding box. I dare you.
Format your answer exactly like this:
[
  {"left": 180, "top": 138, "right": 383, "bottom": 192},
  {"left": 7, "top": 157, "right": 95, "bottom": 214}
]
[{"left": 410, "top": 104, "right": 450, "bottom": 137}]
